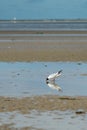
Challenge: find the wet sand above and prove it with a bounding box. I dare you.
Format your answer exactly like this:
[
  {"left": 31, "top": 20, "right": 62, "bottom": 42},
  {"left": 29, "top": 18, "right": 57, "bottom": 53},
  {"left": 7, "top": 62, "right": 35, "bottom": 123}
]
[
  {"left": 0, "top": 96, "right": 87, "bottom": 114},
  {"left": 0, "top": 30, "right": 87, "bottom": 61},
  {"left": 1, "top": 30, "right": 87, "bottom": 34},
  {"left": 0, "top": 41, "right": 87, "bottom": 61}
]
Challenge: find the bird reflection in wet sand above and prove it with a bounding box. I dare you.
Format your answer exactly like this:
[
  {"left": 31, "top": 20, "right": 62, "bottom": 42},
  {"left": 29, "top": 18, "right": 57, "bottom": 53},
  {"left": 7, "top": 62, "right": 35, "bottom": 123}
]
[{"left": 46, "top": 81, "right": 62, "bottom": 92}]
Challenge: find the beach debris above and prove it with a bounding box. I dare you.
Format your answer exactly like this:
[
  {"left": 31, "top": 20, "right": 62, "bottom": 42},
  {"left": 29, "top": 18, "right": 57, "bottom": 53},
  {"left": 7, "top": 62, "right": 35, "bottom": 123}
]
[
  {"left": 77, "top": 62, "right": 82, "bottom": 65},
  {"left": 75, "top": 109, "right": 86, "bottom": 114},
  {"left": 80, "top": 73, "right": 87, "bottom": 76},
  {"left": 59, "top": 96, "right": 76, "bottom": 100},
  {"left": 17, "top": 73, "right": 20, "bottom": 76},
  {"left": 44, "top": 64, "right": 47, "bottom": 67},
  {"left": 7, "top": 46, "right": 11, "bottom": 49}
]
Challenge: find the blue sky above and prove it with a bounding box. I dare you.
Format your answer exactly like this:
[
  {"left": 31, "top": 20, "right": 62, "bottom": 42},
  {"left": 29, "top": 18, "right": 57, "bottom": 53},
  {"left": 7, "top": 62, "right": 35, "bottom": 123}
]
[{"left": 0, "top": 0, "right": 87, "bottom": 19}]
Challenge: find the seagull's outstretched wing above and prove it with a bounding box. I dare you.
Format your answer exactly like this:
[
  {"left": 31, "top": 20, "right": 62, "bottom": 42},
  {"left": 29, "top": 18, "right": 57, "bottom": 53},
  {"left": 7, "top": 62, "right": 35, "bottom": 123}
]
[{"left": 46, "top": 70, "right": 63, "bottom": 81}]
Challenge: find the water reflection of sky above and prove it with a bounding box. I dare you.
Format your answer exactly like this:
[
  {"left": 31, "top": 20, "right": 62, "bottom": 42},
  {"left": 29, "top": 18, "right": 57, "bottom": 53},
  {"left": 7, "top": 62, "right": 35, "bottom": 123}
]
[
  {"left": 0, "top": 62, "right": 87, "bottom": 97},
  {"left": 0, "top": 110, "right": 87, "bottom": 130},
  {"left": 0, "top": 0, "right": 87, "bottom": 19}
]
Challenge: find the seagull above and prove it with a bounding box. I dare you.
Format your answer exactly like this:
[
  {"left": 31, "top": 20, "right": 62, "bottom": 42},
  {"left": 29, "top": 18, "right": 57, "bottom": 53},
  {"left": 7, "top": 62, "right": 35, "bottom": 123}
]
[
  {"left": 46, "top": 70, "right": 62, "bottom": 82},
  {"left": 46, "top": 81, "right": 62, "bottom": 91}
]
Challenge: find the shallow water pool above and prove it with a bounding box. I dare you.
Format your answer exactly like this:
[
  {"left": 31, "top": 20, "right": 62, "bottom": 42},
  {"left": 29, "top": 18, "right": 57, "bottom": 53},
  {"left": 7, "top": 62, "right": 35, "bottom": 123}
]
[
  {"left": 0, "top": 62, "right": 87, "bottom": 97},
  {"left": 0, "top": 110, "right": 87, "bottom": 130}
]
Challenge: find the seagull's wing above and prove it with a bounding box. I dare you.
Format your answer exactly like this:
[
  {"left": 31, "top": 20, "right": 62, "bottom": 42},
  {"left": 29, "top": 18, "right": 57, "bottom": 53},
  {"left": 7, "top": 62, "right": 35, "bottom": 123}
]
[
  {"left": 48, "top": 72, "right": 58, "bottom": 80},
  {"left": 56, "top": 70, "right": 62, "bottom": 77}
]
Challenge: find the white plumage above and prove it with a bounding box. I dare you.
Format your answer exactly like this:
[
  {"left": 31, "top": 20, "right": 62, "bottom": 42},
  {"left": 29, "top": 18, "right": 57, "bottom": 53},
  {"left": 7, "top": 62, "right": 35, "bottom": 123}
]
[
  {"left": 46, "top": 81, "right": 62, "bottom": 91},
  {"left": 46, "top": 70, "right": 62, "bottom": 81}
]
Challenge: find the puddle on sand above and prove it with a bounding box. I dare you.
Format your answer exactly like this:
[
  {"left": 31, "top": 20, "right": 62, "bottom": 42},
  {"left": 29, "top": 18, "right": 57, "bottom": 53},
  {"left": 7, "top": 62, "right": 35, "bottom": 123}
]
[
  {"left": 0, "top": 110, "right": 87, "bottom": 130},
  {"left": 0, "top": 62, "right": 87, "bottom": 97}
]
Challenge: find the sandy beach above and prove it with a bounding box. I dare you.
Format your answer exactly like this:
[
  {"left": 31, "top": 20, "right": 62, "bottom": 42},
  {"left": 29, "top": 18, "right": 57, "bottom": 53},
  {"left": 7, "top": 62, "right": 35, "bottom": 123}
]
[
  {"left": 0, "top": 30, "right": 87, "bottom": 61},
  {"left": 0, "top": 29, "right": 87, "bottom": 129},
  {"left": 0, "top": 95, "right": 87, "bottom": 113}
]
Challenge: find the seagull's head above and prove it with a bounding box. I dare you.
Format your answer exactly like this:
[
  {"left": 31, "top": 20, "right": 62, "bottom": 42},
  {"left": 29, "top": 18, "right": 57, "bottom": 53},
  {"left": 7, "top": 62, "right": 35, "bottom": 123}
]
[{"left": 46, "top": 78, "right": 49, "bottom": 82}]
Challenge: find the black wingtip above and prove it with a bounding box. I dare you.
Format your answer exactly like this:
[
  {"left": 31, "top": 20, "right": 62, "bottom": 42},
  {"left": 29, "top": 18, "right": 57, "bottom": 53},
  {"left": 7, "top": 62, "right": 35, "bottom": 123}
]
[{"left": 58, "top": 70, "right": 62, "bottom": 74}]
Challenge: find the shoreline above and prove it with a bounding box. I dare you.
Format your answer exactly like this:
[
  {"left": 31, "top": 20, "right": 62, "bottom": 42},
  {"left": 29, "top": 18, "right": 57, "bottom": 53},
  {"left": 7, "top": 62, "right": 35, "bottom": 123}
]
[
  {"left": 1, "top": 19, "right": 87, "bottom": 22},
  {"left": 1, "top": 30, "right": 87, "bottom": 34}
]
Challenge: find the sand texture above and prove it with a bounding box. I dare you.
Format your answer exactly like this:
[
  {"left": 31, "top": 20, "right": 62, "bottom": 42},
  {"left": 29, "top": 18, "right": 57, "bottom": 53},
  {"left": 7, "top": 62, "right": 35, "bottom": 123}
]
[
  {"left": 0, "top": 96, "right": 87, "bottom": 114},
  {"left": 0, "top": 30, "right": 87, "bottom": 61}
]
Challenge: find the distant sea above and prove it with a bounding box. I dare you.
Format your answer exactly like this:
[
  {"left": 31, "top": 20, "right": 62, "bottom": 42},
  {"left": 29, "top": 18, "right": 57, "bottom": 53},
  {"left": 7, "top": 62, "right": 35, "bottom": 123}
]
[{"left": 1, "top": 20, "right": 87, "bottom": 31}]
